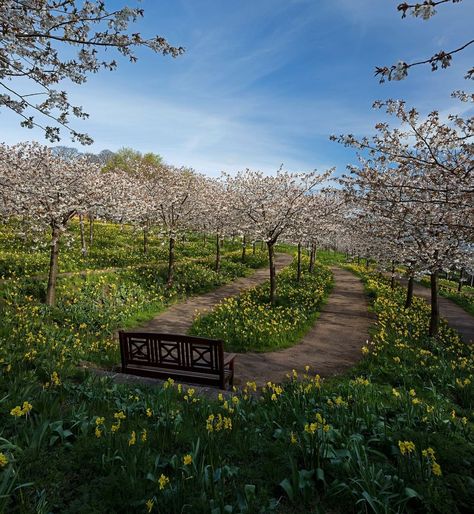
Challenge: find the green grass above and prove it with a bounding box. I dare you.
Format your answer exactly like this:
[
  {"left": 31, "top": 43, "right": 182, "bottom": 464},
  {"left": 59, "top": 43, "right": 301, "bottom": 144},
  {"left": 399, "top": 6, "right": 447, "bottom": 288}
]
[{"left": 0, "top": 220, "right": 245, "bottom": 278}]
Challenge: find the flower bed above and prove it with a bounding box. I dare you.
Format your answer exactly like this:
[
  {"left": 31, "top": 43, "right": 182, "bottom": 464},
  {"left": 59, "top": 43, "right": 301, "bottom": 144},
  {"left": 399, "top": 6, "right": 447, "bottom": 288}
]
[{"left": 190, "top": 259, "right": 333, "bottom": 351}]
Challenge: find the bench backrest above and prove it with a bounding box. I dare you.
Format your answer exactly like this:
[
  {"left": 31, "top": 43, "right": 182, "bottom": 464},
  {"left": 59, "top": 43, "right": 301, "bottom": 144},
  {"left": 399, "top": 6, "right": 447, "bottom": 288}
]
[{"left": 119, "top": 331, "right": 225, "bottom": 376}]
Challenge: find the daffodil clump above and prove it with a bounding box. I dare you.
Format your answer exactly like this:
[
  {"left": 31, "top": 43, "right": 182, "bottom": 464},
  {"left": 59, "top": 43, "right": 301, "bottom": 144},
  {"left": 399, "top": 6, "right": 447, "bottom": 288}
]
[{"left": 191, "top": 258, "right": 333, "bottom": 351}]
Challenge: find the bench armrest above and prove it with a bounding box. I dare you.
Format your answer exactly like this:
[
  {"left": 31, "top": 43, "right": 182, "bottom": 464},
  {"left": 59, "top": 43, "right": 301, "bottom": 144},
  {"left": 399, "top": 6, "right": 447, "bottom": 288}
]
[{"left": 223, "top": 353, "right": 237, "bottom": 367}]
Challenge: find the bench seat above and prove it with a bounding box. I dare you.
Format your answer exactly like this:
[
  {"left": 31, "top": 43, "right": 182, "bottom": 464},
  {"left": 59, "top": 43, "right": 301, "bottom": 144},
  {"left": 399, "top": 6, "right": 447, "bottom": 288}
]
[{"left": 119, "top": 331, "right": 236, "bottom": 390}]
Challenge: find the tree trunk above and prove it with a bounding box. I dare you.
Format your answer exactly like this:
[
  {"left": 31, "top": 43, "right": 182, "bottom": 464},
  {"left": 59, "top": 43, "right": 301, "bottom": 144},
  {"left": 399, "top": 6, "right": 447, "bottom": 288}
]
[
  {"left": 166, "top": 236, "right": 176, "bottom": 287},
  {"left": 79, "top": 214, "right": 87, "bottom": 257},
  {"left": 357, "top": 255, "right": 360, "bottom": 265},
  {"left": 405, "top": 275, "right": 414, "bottom": 308},
  {"left": 260, "top": 240, "right": 264, "bottom": 250},
  {"left": 309, "top": 244, "right": 316, "bottom": 273},
  {"left": 252, "top": 241, "right": 256, "bottom": 255},
  {"left": 46, "top": 225, "right": 61, "bottom": 306},
  {"left": 241, "top": 234, "right": 247, "bottom": 263},
  {"left": 365, "top": 257, "right": 369, "bottom": 269},
  {"left": 215, "top": 232, "right": 221, "bottom": 272},
  {"left": 296, "top": 242, "right": 302, "bottom": 282},
  {"left": 390, "top": 260, "right": 395, "bottom": 290},
  {"left": 89, "top": 216, "right": 94, "bottom": 246},
  {"left": 267, "top": 241, "right": 276, "bottom": 306},
  {"left": 143, "top": 227, "right": 148, "bottom": 255},
  {"left": 203, "top": 233, "right": 207, "bottom": 244},
  {"left": 458, "top": 268, "right": 464, "bottom": 292},
  {"left": 429, "top": 270, "right": 439, "bottom": 337}
]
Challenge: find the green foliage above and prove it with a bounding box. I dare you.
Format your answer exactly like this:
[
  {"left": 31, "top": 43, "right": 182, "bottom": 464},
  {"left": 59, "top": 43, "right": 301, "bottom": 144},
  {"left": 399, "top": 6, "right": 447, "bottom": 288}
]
[{"left": 101, "top": 147, "right": 163, "bottom": 174}]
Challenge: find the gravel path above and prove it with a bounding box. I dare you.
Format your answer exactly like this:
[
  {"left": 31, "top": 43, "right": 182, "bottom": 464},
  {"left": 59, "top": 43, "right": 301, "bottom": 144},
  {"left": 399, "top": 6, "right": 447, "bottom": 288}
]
[{"left": 135, "top": 253, "right": 293, "bottom": 333}]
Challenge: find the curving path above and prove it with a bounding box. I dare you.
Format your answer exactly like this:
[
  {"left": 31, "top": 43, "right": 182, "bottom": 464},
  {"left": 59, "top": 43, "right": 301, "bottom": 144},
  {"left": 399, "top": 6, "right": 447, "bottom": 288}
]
[
  {"left": 234, "top": 267, "right": 372, "bottom": 386},
  {"left": 136, "top": 253, "right": 293, "bottom": 334},
  {"left": 93, "top": 265, "right": 371, "bottom": 391}
]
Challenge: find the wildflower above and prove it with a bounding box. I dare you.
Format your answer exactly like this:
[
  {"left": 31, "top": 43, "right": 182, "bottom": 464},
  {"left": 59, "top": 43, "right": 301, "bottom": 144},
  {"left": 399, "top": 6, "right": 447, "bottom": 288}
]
[
  {"left": 158, "top": 474, "right": 170, "bottom": 490},
  {"left": 183, "top": 454, "right": 193, "bottom": 465},
  {"left": 146, "top": 408, "right": 152, "bottom": 418},
  {"left": 128, "top": 431, "right": 136, "bottom": 446},
  {"left": 451, "top": 410, "right": 456, "bottom": 419},
  {"left": 393, "top": 356, "right": 401, "bottom": 364},
  {"left": 51, "top": 371, "right": 61, "bottom": 386},
  {"left": 409, "top": 389, "right": 416, "bottom": 397},
  {"left": 392, "top": 388, "right": 400, "bottom": 398},
  {"left": 146, "top": 499, "right": 154, "bottom": 513},
  {"left": 246, "top": 381, "right": 257, "bottom": 392},
  {"left": 10, "top": 401, "right": 32, "bottom": 417},
  {"left": 10, "top": 406, "right": 23, "bottom": 417},
  {"left": 422, "top": 447, "right": 435, "bottom": 459},
  {"left": 111, "top": 422, "right": 121, "bottom": 432},
  {"left": 352, "top": 376, "right": 370, "bottom": 386},
  {"left": 432, "top": 461, "right": 442, "bottom": 476},
  {"left": 398, "top": 440, "right": 416, "bottom": 455},
  {"left": 334, "top": 396, "right": 348, "bottom": 407},
  {"left": 361, "top": 346, "right": 369, "bottom": 355},
  {"left": 290, "top": 432, "right": 297, "bottom": 444},
  {"left": 95, "top": 427, "right": 102, "bottom": 438},
  {"left": 206, "top": 414, "right": 215, "bottom": 432},
  {"left": 0, "top": 453, "right": 8, "bottom": 468},
  {"left": 163, "top": 378, "right": 174, "bottom": 389},
  {"left": 95, "top": 417, "right": 105, "bottom": 426},
  {"left": 114, "top": 411, "right": 126, "bottom": 421},
  {"left": 141, "top": 429, "right": 147, "bottom": 442},
  {"left": 304, "top": 422, "right": 317, "bottom": 435}
]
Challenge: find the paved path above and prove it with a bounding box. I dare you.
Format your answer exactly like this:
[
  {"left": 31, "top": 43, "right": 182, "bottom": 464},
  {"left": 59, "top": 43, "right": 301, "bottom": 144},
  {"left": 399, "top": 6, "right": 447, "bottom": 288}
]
[
  {"left": 233, "top": 267, "right": 371, "bottom": 386},
  {"left": 395, "top": 277, "right": 473, "bottom": 344},
  {"left": 135, "top": 253, "right": 293, "bottom": 333}
]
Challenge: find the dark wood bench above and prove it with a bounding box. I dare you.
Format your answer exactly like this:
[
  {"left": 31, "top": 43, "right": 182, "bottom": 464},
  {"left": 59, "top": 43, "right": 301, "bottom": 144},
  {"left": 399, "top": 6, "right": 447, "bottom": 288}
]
[{"left": 118, "top": 331, "right": 236, "bottom": 390}]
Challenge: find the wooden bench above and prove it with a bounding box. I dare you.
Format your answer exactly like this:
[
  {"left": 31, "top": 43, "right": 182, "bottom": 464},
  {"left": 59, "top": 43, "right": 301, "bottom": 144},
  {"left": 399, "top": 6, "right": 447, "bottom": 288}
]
[{"left": 118, "top": 331, "right": 236, "bottom": 390}]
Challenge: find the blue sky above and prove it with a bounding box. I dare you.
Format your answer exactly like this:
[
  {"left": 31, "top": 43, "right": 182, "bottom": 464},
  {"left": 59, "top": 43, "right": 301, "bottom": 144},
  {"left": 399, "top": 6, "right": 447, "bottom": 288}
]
[{"left": 1, "top": 0, "right": 473, "bottom": 176}]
